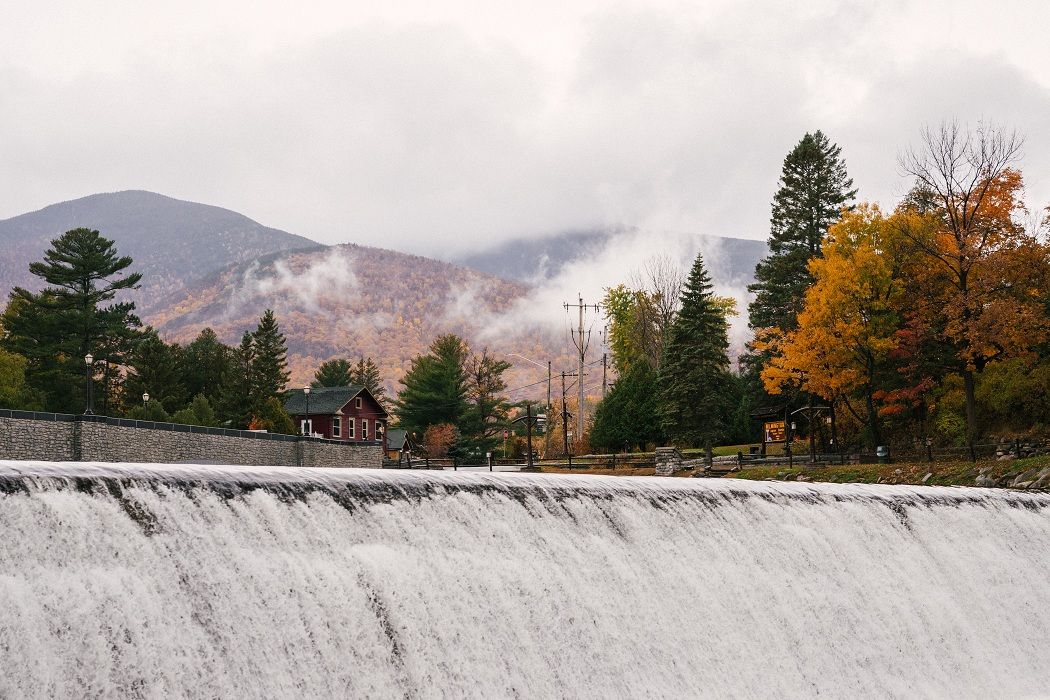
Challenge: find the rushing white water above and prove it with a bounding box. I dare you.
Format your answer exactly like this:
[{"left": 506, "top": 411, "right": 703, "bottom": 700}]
[{"left": 1, "top": 461, "right": 1049, "bottom": 699}]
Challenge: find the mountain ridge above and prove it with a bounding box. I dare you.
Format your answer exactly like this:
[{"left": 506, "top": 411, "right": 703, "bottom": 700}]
[
  {"left": 0, "top": 190, "right": 322, "bottom": 310},
  {"left": 0, "top": 192, "right": 768, "bottom": 395}
]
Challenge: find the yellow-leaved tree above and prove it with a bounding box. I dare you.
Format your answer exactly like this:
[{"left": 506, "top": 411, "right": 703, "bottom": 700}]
[{"left": 758, "top": 204, "right": 907, "bottom": 449}]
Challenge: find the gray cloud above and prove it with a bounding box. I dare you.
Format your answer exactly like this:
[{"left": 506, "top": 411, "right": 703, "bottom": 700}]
[{"left": 0, "top": 1, "right": 1047, "bottom": 258}]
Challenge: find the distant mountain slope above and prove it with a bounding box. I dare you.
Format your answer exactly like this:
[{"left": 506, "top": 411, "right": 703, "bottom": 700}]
[
  {"left": 150, "top": 244, "right": 574, "bottom": 393},
  {"left": 455, "top": 229, "right": 768, "bottom": 286},
  {"left": 0, "top": 191, "right": 321, "bottom": 310}
]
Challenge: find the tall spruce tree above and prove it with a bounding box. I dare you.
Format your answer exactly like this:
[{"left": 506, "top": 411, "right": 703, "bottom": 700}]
[
  {"left": 659, "top": 253, "right": 732, "bottom": 447},
  {"left": 250, "top": 309, "right": 289, "bottom": 404},
  {"left": 394, "top": 335, "right": 470, "bottom": 437},
  {"left": 748, "top": 131, "right": 856, "bottom": 334},
  {"left": 1, "top": 228, "right": 143, "bottom": 413}
]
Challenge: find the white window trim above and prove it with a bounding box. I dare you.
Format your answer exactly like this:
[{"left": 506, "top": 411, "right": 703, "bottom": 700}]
[
  {"left": 300, "top": 419, "right": 312, "bottom": 436},
  {"left": 362, "top": 419, "right": 369, "bottom": 440},
  {"left": 347, "top": 418, "right": 355, "bottom": 439},
  {"left": 355, "top": 397, "right": 362, "bottom": 409},
  {"left": 332, "top": 416, "right": 341, "bottom": 438},
  {"left": 376, "top": 420, "right": 383, "bottom": 438}
]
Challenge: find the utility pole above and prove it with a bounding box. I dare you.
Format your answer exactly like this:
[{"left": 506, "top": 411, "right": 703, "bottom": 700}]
[
  {"left": 561, "top": 370, "right": 570, "bottom": 456},
  {"left": 545, "top": 360, "right": 552, "bottom": 458},
  {"left": 602, "top": 352, "right": 608, "bottom": 398},
  {"left": 564, "top": 294, "right": 600, "bottom": 446},
  {"left": 526, "top": 404, "right": 534, "bottom": 470},
  {"left": 546, "top": 360, "right": 552, "bottom": 422}
]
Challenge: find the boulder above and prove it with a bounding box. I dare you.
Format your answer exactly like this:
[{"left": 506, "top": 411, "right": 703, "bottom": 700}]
[{"left": 1012, "top": 469, "right": 1040, "bottom": 488}]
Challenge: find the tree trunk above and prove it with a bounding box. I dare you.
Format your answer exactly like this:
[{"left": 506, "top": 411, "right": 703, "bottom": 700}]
[
  {"left": 865, "top": 387, "right": 882, "bottom": 451},
  {"left": 963, "top": 368, "right": 978, "bottom": 462}
]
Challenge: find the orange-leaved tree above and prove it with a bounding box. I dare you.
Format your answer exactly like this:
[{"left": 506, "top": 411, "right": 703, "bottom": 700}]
[
  {"left": 899, "top": 121, "right": 1050, "bottom": 457},
  {"left": 759, "top": 204, "right": 907, "bottom": 449}
]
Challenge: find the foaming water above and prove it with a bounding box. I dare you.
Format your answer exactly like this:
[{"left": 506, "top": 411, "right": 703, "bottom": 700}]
[{"left": 1, "top": 461, "right": 1048, "bottom": 698}]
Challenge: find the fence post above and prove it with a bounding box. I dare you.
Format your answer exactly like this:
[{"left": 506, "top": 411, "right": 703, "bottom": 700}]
[{"left": 487, "top": 452, "right": 493, "bottom": 471}]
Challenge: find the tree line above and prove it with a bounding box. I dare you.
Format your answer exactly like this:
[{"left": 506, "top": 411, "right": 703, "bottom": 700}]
[
  {"left": 0, "top": 227, "right": 388, "bottom": 433},
  {"left": 5, "top": 122, "right": 1046, "bottom": 459},
  {"left": 751, "top": 123, "right": 1049, "bottom": 457},
  {"left": 590, "top": 122, "right": 1050, "bottom": 457}
]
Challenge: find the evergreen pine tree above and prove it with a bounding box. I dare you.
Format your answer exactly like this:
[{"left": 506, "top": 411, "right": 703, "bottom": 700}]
[
  {"left": 350, "top": 357, "right": 387, "bottom": 404},
  {"left": 124, "top": 330, "right": 187, "bottom": 414},
  {"left": 394, "top": 335, "right": 469, "bottom": 436},
  {"left": 748, "top": 131, "right": 856, "bottom": 334},
  {"left": 216, "top": 331, "right": 256, "bottom": 428},
  {"left": 313, "top": 359, "right": 353, "bottom": 387},
  {"left": 250, "top": 309, "right": 289, "bottom": 405},
  {"left": 590, "top": 362, "right": 664, "bottom": 451},
  {"left": 1, "top": 228, "right": 142, "bottom": 412},
  {"left": 182, "top": 328, "right": 233, "bottom": 404},
  {"left": 659, "top": 253, "right": 732, "bottom": 447},
  {"left": 460, "top": 349, "right": 512, "bottom": 453}
]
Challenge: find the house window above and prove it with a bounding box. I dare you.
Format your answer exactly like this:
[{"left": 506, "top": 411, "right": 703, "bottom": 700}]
[
  {"left": 355, "top": 397, "right": 362, "bottom": 410},
  {"left": 376, "top": 420, "right": 383, "bottom": 439},
  {"left": 348, "top": 418, "right": 355, "bottom": 439},
  {"left": 300, "top": 419, "right": 312, "bottom": 436},
  {"left": 332, "top": 416, "right": 341, "bottom": 438},
  {"left": 362, "top": 419, "right": 369, "bottom": 440}
]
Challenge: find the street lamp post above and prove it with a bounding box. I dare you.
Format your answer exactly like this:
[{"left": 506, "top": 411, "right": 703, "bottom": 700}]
[
  {"left": 507, "top": 353, "right": 552, "bottom": 458},
  {"left": 84, "top": 353, "right": 94, "bottom": 415},
  {"left": 303, "top": 386, "right": 311, "bottom": 436}
]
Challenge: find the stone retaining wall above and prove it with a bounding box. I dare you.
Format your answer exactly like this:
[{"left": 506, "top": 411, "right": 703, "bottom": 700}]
[
  {"left": 0, "top": 412, "right": 381, "bottom": 468},
  {"left": 996, "top": 437, "right": 1050, "bottom": 460}
]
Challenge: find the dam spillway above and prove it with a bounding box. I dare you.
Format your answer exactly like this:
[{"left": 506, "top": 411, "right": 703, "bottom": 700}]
[{"left": 1, "top": 461, "right": 1049, "bottom": 698}]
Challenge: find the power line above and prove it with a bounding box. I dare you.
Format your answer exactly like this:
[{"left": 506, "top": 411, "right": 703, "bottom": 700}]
[{"left": 564, "top": 294, "right": 600, "bottom": 446}]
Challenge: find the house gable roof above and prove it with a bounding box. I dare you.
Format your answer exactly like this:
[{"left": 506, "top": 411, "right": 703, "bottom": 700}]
[
  {"left": 285, "top": 385, "right": 390, "bottom": 418},
  {"left": 386, "top": 428, "right": 407, "bottom": 450}
]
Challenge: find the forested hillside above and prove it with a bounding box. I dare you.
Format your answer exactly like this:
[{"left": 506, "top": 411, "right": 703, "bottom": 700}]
[{"left": 148, "top": 244, "right": 575, "bottom": 394}]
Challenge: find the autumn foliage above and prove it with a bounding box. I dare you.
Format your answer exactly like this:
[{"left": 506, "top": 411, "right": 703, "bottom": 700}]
[{"left": 758, "top": 124, "right": 1050, "bottom": 451}]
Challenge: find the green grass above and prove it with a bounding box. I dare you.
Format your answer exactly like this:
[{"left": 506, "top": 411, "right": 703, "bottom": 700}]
[
  {"left": 683, "top": 443, "right": 785, "bottom": 457},
  {"left": 727, "top": 457, "right": 1046, "bottom": 487},
  {"left": 1014, "top": 455, "right": 1050, "bottom": 471}
]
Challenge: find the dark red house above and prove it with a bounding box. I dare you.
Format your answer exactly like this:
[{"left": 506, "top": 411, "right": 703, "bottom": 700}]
[{"left": 284, "top": 386, "right": 388, "bottom": 450}]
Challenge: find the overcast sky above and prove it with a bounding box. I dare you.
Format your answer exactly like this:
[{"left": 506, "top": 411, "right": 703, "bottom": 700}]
[{"left": 2, "top": 0, "right": 1048, "bottom": 256}]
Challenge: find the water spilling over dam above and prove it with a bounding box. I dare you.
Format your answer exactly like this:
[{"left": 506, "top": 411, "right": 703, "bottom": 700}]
[{"left": 1, "top": 461, "right": 1048, "bottom": 698}]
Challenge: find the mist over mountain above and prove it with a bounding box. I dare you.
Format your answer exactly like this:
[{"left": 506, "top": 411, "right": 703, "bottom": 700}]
[
  {"left": 0, "top": 191, "right": 767, "bottom": 396},
  {"left": 455, "top": 229, "right": 767, "bottom": 287},
  {"left": 150, "top": 244, "right": 573, "bottom": 394},
  {"left": 0, "top": 190, "right": 321, "bottom": 310}
]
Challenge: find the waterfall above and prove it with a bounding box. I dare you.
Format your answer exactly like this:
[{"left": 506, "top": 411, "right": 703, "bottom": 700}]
[{"left": 1, "top": 461, "right": 1048, "bottom": 698}]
